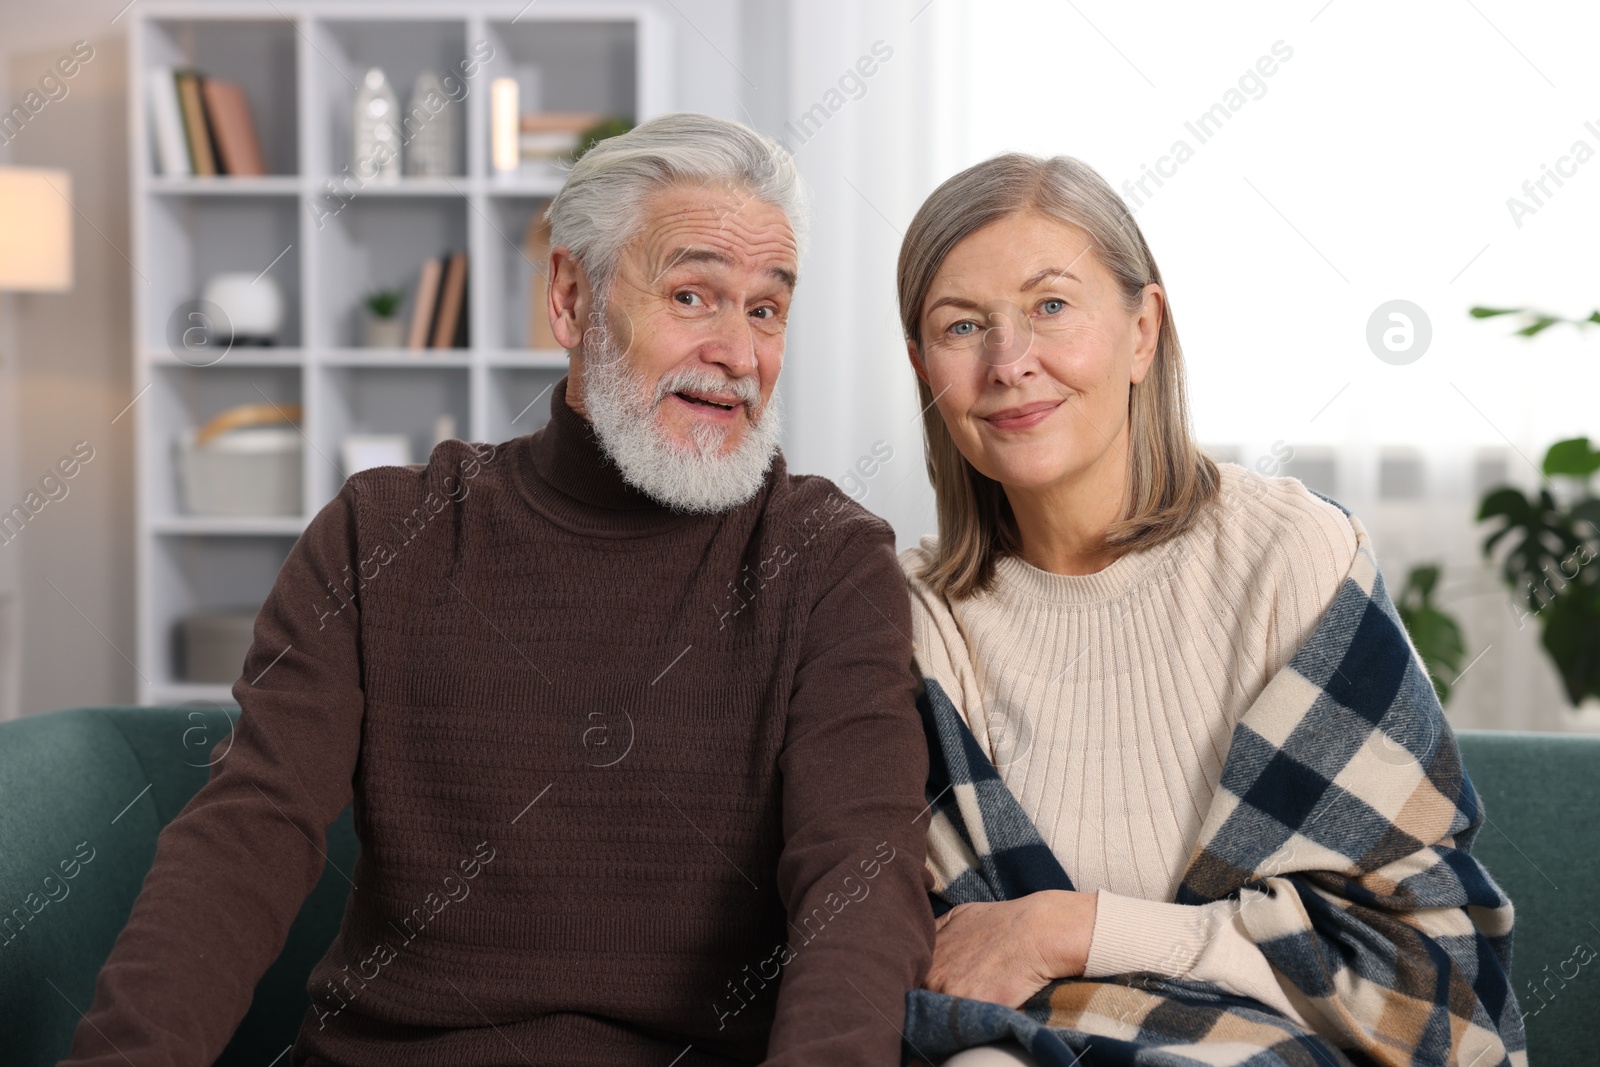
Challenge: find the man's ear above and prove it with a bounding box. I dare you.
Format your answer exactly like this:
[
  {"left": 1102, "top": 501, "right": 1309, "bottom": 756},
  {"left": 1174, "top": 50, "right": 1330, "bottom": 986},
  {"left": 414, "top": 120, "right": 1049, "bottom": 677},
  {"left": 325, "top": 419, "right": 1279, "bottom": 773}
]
[
  {"left": 906, "top": 339, "right": 929, "bottom": 386},
  {"left": 548, "top": 245, "right": 590, "bottom": 351}
]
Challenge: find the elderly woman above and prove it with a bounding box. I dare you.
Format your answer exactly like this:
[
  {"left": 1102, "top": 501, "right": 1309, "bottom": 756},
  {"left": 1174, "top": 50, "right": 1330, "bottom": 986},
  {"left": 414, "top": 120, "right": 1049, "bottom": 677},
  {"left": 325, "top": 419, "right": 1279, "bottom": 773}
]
[{"left": 895, "top": 154, "right": 1526, "bottom": 1066}]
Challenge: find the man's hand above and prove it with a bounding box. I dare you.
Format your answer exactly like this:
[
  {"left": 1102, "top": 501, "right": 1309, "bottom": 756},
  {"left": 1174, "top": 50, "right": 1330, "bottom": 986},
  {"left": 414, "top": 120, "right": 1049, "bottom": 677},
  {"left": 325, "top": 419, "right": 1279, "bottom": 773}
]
[{"left": 923, "top": 889, "right": 1098, "bottom": 1008}]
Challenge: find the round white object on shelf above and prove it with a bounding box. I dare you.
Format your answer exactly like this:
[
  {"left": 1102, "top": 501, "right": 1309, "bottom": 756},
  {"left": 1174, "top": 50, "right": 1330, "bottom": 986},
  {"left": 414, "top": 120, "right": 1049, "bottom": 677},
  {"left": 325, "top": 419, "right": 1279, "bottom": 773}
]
[{"left": 200, "top": 271, "right": 284, "bottom": 345}]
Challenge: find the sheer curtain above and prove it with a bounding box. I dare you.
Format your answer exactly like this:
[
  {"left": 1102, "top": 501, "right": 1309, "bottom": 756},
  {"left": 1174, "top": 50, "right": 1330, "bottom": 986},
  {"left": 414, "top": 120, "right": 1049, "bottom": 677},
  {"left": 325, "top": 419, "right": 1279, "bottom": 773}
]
[
  {"left": 774, "top": 0, "right": 965, "bottom": 553},
  {"left": 775, "top": 0, "right": 1599, "bottom": 732}
]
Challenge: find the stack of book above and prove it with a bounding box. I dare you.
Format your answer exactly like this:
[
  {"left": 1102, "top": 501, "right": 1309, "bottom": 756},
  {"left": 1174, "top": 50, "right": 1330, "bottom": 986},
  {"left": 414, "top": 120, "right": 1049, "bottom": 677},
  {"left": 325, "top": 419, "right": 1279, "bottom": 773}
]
[
  {"left": 519, "top": 112, "right": 604, "bottom": 166},
  {"left": 148, "top": 67, "right": 267, "bottom": 177},
  {"left": 487, "top": 78, "right": 606, "bottom": 177},
  {"left": 405, "top": 252, "right": 470, "bottom": 350}
]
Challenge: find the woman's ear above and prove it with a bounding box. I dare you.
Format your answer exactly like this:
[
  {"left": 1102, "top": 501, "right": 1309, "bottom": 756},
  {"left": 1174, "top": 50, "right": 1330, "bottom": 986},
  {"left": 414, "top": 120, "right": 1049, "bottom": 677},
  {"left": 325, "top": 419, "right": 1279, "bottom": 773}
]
[
  {"left": 548, "top": 246, "right": 590, "bottom": 351},
  {"left": 1129, "top": 283, "right": 1163, "bottom": 386},
  {"left": 907, "top": 339, "right": 929, "bottom": 386}
]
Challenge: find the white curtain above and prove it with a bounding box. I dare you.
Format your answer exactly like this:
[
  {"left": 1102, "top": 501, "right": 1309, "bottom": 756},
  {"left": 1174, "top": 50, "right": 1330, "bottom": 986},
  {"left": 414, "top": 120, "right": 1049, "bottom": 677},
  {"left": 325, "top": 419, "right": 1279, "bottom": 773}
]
[{"left": 774, "top": 0, "right": 968, "bottom": 552}]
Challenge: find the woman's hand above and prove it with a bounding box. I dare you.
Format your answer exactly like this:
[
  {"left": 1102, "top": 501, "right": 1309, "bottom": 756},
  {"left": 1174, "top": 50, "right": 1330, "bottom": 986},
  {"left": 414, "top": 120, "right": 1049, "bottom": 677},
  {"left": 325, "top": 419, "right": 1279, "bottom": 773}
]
[{"left": 923, "top": 889, "right": 1098, "bottom": 1008}]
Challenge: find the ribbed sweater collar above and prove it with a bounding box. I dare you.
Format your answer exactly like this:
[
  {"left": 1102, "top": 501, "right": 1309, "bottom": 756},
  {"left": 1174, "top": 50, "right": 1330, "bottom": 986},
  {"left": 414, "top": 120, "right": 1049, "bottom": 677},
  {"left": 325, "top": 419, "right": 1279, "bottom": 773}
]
[{"left": 988, "top": 519, "right": 1195, "bottom": 606}]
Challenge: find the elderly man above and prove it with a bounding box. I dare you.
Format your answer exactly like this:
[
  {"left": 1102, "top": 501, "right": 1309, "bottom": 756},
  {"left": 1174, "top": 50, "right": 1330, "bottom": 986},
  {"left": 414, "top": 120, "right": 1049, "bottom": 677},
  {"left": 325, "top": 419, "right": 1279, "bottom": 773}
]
[{"left": 62, "top": 114, "right": 934, "bottom": 1066}]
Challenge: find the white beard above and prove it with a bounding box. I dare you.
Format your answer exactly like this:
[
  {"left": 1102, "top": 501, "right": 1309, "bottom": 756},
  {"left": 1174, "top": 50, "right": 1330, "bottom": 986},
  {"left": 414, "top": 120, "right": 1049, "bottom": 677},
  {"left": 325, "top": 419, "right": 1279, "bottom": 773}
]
[{"left": 579, "top": 302, "right": 783, "bottom": 514}]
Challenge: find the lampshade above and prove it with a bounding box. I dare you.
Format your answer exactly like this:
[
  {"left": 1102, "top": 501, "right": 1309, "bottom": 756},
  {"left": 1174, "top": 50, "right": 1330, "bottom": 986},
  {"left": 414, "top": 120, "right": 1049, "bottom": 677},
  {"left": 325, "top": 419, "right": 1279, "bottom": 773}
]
[{"left": 0, "top": 166, "right": 74, "bottom": 292}]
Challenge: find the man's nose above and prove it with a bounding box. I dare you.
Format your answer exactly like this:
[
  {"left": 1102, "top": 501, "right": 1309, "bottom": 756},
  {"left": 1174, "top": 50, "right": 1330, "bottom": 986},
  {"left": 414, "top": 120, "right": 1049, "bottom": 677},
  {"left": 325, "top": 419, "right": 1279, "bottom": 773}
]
[{"left": 702, "top": 306, "right": 758, "bottom": 375}]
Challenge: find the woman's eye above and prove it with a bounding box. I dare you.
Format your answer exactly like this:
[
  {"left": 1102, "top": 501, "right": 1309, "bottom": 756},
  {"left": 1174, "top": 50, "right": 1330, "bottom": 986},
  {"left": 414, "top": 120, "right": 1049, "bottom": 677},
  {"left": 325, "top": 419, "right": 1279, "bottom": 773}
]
[
  {"left": 1040, "top": 299, "right": 1066, "bottom": 315},
  {"left": 949, "top": 321, "right": 978, "bottom": 337}
]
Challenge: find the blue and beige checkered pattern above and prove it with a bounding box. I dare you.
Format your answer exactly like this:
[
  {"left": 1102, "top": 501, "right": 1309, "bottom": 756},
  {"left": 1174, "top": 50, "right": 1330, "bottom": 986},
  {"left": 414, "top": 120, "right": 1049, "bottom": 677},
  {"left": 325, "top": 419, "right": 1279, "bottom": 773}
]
[{"left": 903, "top": 512, "right": 1527, "bottom": 1067}]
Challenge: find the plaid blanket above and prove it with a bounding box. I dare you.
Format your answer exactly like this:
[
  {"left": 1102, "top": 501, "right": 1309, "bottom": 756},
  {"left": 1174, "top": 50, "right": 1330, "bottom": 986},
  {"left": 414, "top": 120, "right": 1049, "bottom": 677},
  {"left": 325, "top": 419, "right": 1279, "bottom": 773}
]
[{"left": 903, "top": 512, "right": 1527, "bottom": 1067}]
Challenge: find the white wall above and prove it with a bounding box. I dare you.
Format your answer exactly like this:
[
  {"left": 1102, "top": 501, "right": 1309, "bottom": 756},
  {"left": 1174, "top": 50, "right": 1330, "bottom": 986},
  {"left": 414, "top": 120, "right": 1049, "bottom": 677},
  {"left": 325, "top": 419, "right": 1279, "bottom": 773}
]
[{"left": 4, "top": 31, "right": 135, "bottom": 719}]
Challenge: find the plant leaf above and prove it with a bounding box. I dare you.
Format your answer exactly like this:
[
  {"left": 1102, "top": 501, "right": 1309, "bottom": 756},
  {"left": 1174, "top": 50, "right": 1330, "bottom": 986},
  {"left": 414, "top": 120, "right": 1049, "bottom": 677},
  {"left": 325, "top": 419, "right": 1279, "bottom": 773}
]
[
  {"left": 1518, "top": 315, "right": 1561, "bottom": 337},
  {"left": 1570, "top": 499, "right": 1600, "bottom": 536},
  {"left": 1416, "top": 563, "right": 1439, "bottom": 601},
  {"left": 1477, "top": 487, "right": 1581, "bottom": 605},
  {"left": 1544, "top": 437, "right": 1600, "bottom": 478},
  {"left": 1469, "top": 306, "right": 1523, "bottom": 318},
  {"left": 1397, "top": 565, "right": 1466, "bottom": 705},
  {"left": 1540, "top": 586, "right": 1600, "bottom": 705}
]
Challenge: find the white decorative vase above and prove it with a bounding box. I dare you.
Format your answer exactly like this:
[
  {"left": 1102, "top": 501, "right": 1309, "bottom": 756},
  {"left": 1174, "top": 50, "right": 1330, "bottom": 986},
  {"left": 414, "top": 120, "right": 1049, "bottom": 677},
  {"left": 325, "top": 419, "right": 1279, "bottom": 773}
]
[
  {"left": 405, "top": 71, "right": 455, "bottom": 178},
  {"left": 353, "top": 68, "right": 402, "bottom": 184}
]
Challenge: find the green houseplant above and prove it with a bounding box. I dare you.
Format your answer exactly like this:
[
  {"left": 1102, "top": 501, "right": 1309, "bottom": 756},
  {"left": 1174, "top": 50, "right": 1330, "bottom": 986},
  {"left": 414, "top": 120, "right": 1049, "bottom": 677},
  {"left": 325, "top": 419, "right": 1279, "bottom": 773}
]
[
  {"left": 363, "top": 288, "right": 405, "bottom": 348},
  {"left": 572, "top": 117, "right": 634, "bottom": 163},
  {"left": 1470, "top": 303, "right": 1600, "bottom": 706},
  {"left": 1396, "top": 564, "right": 1466, "bottom": 704},
  {"left": 1476, "top": 439, "right": 1600, "bottom": 706}
]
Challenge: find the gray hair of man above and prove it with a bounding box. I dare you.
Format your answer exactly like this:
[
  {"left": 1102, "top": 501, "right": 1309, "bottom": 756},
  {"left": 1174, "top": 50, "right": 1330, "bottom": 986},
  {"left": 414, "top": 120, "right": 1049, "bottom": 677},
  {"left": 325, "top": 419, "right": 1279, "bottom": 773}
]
[{"left": 545, "top": 111, "right": 810, "bottom": 304}]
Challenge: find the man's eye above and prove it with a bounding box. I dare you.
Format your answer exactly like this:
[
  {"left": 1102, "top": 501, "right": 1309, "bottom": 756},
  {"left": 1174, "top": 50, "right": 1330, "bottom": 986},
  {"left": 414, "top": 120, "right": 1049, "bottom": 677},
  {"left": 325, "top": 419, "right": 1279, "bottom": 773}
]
[
  {"left": 750, "top": 306, "right": 775, "bottom": 320},
  {"left": 674, "top": 291, "right": 704, "bottom": 307},
  {"left": 1040, "top": 299, "right": 1066, "bottom": 315}
]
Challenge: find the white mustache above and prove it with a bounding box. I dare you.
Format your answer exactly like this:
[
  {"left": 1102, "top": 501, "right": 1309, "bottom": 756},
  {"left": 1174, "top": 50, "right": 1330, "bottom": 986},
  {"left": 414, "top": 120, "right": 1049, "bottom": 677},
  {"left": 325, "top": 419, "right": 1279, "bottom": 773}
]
[{"left": 654, "top": 367, "right": 761, "bottom": 408}]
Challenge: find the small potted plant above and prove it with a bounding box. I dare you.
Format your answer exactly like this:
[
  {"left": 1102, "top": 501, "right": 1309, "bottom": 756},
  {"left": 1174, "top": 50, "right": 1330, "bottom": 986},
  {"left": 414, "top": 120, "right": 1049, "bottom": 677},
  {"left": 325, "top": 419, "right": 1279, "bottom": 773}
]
[
  {"left": 573, "top": 116, "right": 635, "bottom": 162},
  {"left": 363, "top": 288, "right": 405, "bottom": 348}
]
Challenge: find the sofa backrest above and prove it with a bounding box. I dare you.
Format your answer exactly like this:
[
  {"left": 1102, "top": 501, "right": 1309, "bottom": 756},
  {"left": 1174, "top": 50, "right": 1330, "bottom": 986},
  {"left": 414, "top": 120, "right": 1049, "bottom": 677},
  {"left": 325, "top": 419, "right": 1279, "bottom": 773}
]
[
  {"left": 1456, "top": 728, "right": 1600, "bottom": 1066},
  {"left": 0, "top": 706, "right": 356, "bottom": 1067}
]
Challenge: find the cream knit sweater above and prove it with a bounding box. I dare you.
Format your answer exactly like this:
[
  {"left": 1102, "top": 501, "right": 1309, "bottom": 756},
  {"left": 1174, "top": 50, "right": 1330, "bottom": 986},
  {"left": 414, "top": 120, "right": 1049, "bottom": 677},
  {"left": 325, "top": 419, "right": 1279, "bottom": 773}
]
[{"left": 902, "top": 462, "right": 1360, "bottom": 1027}]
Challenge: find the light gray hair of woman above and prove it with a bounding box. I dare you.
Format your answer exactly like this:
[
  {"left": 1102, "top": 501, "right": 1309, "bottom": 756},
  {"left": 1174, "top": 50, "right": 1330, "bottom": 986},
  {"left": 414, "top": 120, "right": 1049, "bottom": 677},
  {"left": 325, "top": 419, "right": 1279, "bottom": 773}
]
[{"left": 897, "top": 153, "right": 1219, "bottom": 600}]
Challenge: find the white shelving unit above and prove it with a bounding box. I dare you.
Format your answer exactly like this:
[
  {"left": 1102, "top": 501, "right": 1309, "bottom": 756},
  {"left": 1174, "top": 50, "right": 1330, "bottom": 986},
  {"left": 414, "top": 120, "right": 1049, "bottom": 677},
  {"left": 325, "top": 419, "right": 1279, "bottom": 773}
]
[{"left": 129, "top": 3, "right": 672, "bottom": 705}]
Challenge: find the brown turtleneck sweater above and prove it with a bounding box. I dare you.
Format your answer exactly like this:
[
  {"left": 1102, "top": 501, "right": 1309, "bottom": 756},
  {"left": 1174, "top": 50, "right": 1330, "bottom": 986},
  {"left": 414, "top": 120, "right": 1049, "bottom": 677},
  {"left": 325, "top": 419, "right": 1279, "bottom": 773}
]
[{"left": 62, "top": 377, "right": 934, "bottom": 1067}]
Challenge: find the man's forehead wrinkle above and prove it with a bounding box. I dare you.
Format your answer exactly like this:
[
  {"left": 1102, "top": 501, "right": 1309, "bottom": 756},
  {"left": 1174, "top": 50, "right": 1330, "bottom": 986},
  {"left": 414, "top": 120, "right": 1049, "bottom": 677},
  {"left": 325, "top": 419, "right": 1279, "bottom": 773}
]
[{"left": 639, "top": 208, "right": 797, "bottom": 284}]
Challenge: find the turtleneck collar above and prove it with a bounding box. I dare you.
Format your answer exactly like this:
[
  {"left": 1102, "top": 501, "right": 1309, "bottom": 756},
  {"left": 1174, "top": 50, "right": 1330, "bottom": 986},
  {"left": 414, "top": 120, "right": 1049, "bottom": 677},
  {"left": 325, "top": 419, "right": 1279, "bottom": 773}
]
[
  {"left": 530, "top": 375, "right": 674, "bottom": 512},
  {"left": 510, "top": 374, "right": 780, "bottom": 538}
]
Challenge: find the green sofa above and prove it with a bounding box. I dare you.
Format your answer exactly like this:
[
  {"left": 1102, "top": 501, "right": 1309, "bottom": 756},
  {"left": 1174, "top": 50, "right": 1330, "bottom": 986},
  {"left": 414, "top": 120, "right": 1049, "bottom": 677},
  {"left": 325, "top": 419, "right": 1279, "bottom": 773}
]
[
  {"left": 0, "top": 707, "right": 1590, "bottom": 1065},
  {"left": 0, "top": 706, "right": 357, "bottom": 1066}
]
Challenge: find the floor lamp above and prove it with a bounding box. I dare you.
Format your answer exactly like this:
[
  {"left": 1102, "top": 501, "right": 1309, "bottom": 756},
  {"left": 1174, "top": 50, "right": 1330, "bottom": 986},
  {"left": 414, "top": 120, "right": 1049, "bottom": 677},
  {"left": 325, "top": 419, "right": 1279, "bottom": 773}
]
[{"left": 0, "top": 166, "right": 74, "bottom": 721}]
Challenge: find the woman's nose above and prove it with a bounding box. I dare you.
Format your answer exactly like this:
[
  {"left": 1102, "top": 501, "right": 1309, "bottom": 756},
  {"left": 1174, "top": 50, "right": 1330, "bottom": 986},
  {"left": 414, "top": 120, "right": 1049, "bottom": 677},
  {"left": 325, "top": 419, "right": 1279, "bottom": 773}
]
[{"left": 982, "top": 306, "right": 1036, "bottom": 373}]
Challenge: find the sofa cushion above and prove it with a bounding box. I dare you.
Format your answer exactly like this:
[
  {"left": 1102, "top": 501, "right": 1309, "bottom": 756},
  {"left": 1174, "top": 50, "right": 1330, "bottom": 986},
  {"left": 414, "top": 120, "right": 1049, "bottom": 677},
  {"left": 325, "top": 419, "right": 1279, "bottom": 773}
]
[
  {"left": 1457, "top": 728, "right": 1600, "bottom": 1067},
  {"left": 0, "top": 706, "right": 355, "bottom": 1067}
]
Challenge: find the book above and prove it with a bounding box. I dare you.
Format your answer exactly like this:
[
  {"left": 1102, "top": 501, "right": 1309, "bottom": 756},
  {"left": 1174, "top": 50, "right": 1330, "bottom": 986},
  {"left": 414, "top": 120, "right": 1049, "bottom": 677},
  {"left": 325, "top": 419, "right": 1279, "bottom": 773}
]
[
  {"left": 148, "top": 67, "right": 191, "bottom": 176},
  {"left": 523, "top": 212, "right": 558, "bottom": 349},
  {"left": 518, "top": 111, "right": 605, "bottom": 134},
  {"left": 431, "top": 251, "right": 468, "bottom": 349},
  {"left": 451, "top": 265, "right": 470, "bottom": 349},
  {"left": 200, "top": 78, "right": 267, "bottom": 177},
  {"left": 173, "top": 71, "right": 217, "bottom": 177},
  {"left": 406, "top": 257, "right": 443, "bottom": 350},
  {"left": 519, "top": 131, "right": 583, "bottom": 161}
]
